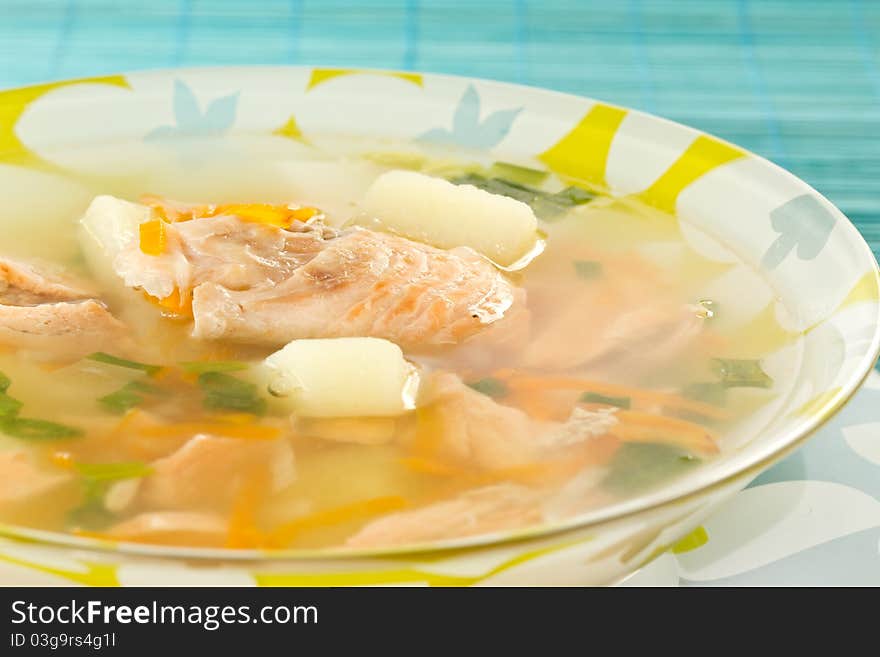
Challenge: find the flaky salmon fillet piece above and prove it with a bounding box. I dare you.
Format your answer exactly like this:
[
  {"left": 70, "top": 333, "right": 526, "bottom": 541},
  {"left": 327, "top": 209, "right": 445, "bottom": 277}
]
[
  {"left": 346, "top": 483, "right": 543, "bottom": 549},
  {"left": 105, "top": 511, "right": 228, "bottom": 547},
  {"left": 521, "top": 250, "right": 704, "bottom": 379},
  {"left": 411, "top": 372, "right": 620, "bottom": 470},
  {"left": 111, "top": 206, "right": 526, "bottom": 349},
  {"left": 0, "top": 257, "right": 128, "bottom": 355},
  {"left": 0, "top": 450, "right": 71, "bottom": 511},
  {"left": 138, "top": 433, "right": 296, "bottom": 510}
]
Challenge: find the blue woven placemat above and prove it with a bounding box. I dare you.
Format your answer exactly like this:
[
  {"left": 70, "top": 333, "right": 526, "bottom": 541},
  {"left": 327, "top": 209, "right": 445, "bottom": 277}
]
[{"left": 2, "top": 0, "right": 879, "bottom": 259}]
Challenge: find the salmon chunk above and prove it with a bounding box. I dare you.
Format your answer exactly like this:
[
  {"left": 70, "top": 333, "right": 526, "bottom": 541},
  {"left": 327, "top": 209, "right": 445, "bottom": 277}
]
[
  {"left": 106, "top": 511, "right": 227, "bottom": 547},
  {"left": 107, "top": 200, "right": 524, "bottom": 348},
  {"left": 522, "top": 254, "right": 703, "bottom": 379},
  {"left": 192, "top": 227, "right": 523, "bottom": 348},
  {"left": 346, "top": 483, "right": 543, "bottom": 549},
  {"left": 138, "top": 433, "right": 296, "bottom": 510},
  {"left": 0, "top": 257, "right": 127, "bottom": 354},
  {"left": 417, "top": 372, "right": 542, "bottom": 469},
  {"left": 414, "top": 373, "right": 619, "bottom": 470},
  {"left": 0, "top": 450, "right": 70, "bottom": 510},
  {"left": 114, "top": 215, "right": 334, "bottom": 303}
]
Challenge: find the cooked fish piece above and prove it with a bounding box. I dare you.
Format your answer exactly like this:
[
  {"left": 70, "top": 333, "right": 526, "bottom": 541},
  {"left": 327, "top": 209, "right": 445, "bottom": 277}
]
[
  {"left": 0, "top": 257, "right": 128, "bottom": 354},
  {"left": 411, "top": 372, "right": 620, "bottom": 470},
  {"left": 0, "top": 257, "right": 94, "bottom": 304},
  {"left": 138, "top": 433, "right": 296, "bottom": 510},
  {"left": 113, "top": 214, "right": 334, "bottom": 303},
  {"left": 346, "top": 483, "right": 543, "bottom": 549},
  {"left": 416, "top": 372, "right": 541, "bottom": 469},
  {"left": 0, "top": 450, "right": 70, "bottom": 510},
  {"left": 522, "top": 256, "right": 703, "bottom": 379},
  {"left": 192, "top": 227, "right": 523, "bottom": 348},
  {"left": 106, "top": 511, "right": 228, "bottom": 547},
  {"left": 107, "top": 199, "right": 525, "bottom": 347}
]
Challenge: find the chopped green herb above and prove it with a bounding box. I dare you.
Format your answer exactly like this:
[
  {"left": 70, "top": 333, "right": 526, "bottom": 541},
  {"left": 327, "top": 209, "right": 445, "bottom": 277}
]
[
  {"left": 0, "top": 371, "right": 10, "bottom": 393},
  {"left": 466, "top": 378, "right": 509, "bottom": 398},
  {"left": 602, "top": 444, "right": 701, "bottom": 495},
  {"left": 488, "top": 162, "right": 549, "bottom": 186},
  {"left": 87, "top": 352, "right": 163, "bottom": 376},
  {"left": 98, "top": 380, "right": 166, "bottom": 414},
  {"left": 68, "top": 485, "right": 115, "bottom": 530},
  {"left": 555, "top": 185, "right": 596, "bottom": 205},
  {"left": 198, "top": 371, "right": 266, "bottom": 415},
  {"left": 0, "top": 392, "right": 22, "bottom": 417},
  {"left": 451, "top": 173, "right": 539, "bottom": 204},
  {"left": 67, "top": 499, "right": 115, "bottom": 531},
  {"left": 98, "top": 388, "right": 144, "bottom": 414},
  {"left": 682, "top": 382, "right": 727, "bottom": 406},
  {"left": 579, "top": 392, "right": 630, "bottom": 409},
  {"left": 68, "top": 461, "right": 153, "bottom": 530},
  {"left": 710, "top": 358, "right": 773, "bottom": 388},
  {"left": 125, "top": 380, "right": 165, "bottom": 395},
  {"left": 75, "top": 461, "right": 153, "bottom": 482},
  {"left": 573, "top": 260, "right": 603, "bottom": 280},
  {"left": 180, "top": 360, "right": 249, "bottom": 374},
  {"left": 0, "top": 417, "right": 82, "bottom": 440}
]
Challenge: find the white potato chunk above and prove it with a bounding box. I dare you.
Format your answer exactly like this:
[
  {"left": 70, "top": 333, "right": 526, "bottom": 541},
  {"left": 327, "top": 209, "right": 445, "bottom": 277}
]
[
  {"left": 263, "top": 337, "right": 420, "bottom": 418},
  {"left": 360, "top": 170, "right": 538, "bottom": 266},
  {"left": 78, "top": 195, "right": 150, "bottom": 292}
]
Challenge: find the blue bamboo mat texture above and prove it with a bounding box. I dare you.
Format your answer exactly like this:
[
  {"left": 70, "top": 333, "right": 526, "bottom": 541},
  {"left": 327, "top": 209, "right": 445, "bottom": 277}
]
[{"left": 2, "top": 0, "right": 880, "bottom": 262}]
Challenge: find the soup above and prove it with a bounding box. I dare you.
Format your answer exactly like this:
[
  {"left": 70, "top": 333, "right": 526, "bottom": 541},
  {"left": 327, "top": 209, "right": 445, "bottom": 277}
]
[{"left": 0, "top": 136, "right": 782, "bottom": 551}]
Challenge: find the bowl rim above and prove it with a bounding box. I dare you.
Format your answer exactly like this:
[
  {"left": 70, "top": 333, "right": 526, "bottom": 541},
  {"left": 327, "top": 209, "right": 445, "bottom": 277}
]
[{"left": 1, "top": 64, "right": 878, "bottom": 563}]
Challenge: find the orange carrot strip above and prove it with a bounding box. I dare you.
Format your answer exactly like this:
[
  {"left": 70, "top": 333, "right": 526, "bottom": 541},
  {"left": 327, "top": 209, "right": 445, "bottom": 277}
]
[
  {"left": 265, "top": 496, "right": 408, "bottom": 548},
  {"left": 142, "top": 288, "right": 193, "bottom": 318},
  {"left": 610, "top": 410, "right": 719, "bottom": 456},
  {"left": 50, "top": 451, "right": 75, "bottom": 469},
  {"left": 402, "top": 435, "right": 622, "bottom": 487},
  {"left": 138, "top": 219, "right": 167, "bottom": 256},
  {"left": 141, "top": 195, "right": 214, "bottom": 222},
  {"left": 498, "top": 372, "right": 730, "bottom": 421},
  {"left": 226, "top": 473, "right": 268, "bottom": 549},
  {"left": 111, "top": 409, "right": 143, "bottom": 437}
]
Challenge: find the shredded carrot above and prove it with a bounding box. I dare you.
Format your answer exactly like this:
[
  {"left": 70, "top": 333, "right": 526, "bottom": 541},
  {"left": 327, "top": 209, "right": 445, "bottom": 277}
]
[
  {"left": 111, "top": 408, "right": 143, "bottom": 437},
  {"left": 50, "top": 451, "right": 75, "bottom": 469},
  {"left": 497, "top": 371, "right": 731, "bottom": 421},
  {"left": 139, "top": 422, "right": 281, "bottom": 441},
  {"left": 141, "top": 194, "right": 214, "bottom": 222},
  {"left": 265, "top": 496, "right": 408, "bottom": 548},
  {"left": 506, "top": 388, "right": 570, "bottom": 421},
  {"left": 402, "top": 434, "right": 622, "bottom": 487},
  {"left": 216, "top": 203, "right": 294, "bottom": 228},
  {"left": 141, "top": 195, "right": 324, "bottom": 229},
  {"left": 138, "top": 219, "right": 167, "bottom": 256},
  {"left": 158, "top": 288, "right": 192, "bottom": 317},
  {"left": 610, "top": 410, "right": 719, "bottom": 456},
  {"left": 226, "top": 472, "right": 268, "bottom": 549},
  {"left": 212, "top": 412, "right": 259, "bottom": 425},
  {"left": 142, "top": 288, "right": 193, "bottom": 318}
]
